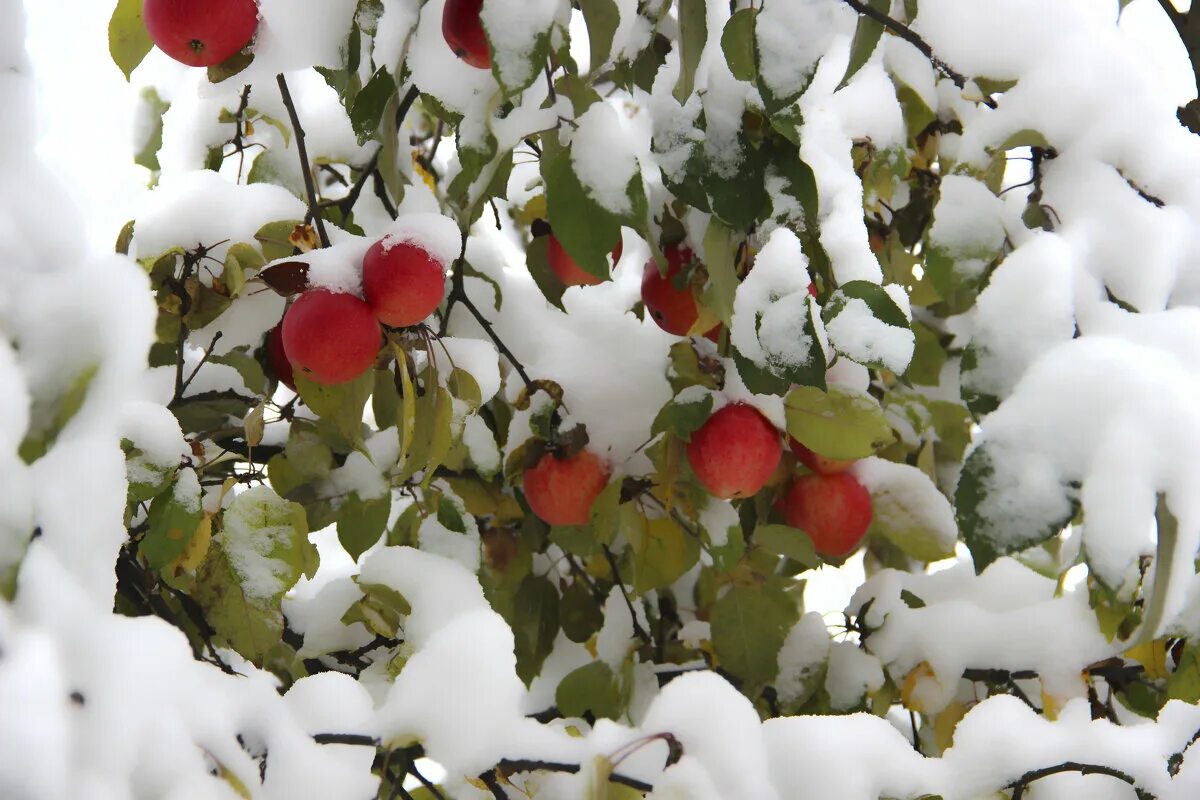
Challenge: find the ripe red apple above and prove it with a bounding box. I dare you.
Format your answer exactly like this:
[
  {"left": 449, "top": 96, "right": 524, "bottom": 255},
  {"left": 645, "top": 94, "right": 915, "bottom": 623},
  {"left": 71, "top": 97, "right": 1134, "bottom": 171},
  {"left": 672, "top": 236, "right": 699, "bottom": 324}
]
[
  {"left": 281, "top": 290, "right": 381, "bottom": 385},
  {"left": 779, "top": 473, "right": 873, "bottom": 558},
  {"left": 546, "top": 234, "right": 623, "bottom": 287},
  {"left": 442, "top": 0, "right": 490, "bottom": 69},
  {"left": 362, "top": 238, "right": 447, "bottom": 328},
  {"left": 788, "top": 437, "right": 855, "bottom": 475},
  {"left": 143, "top": 0, "right": 259, "bottom": 68},
  {"left": 642, "top": 245, "right": 720, "bottom": 337},
  {"left": 523, "top": 449, "right": 610, "bottom": 526},
  {"left": 265, "top": 323, "right": 295, "bottom": 390},
  {"left": 687, "top": 403, "right": 782, "bottom": 499}
]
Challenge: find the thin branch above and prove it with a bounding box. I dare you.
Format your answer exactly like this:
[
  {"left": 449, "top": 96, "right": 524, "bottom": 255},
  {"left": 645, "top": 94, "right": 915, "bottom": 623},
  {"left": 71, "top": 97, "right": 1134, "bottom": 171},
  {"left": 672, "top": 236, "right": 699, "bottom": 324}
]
[
  {"left": 372, "top": 169, "right": 400, "bottom": 220},
  {"left": 480, "top": 771, "right": 508, "bottom": 799},
  {"left": 172, "top": 332, "right": 223, "bottom": 405},
  {"left": 1008, "top": 762, "right": 1153, "bottom": 800},
  {"left": 493, "top": 760, "right": 654, "bottom": 794},
  {"left": 276, "top": 73, "right": 331, "bottom": 248},
  {"left": 601, "top": 545, "right": 652, "bottom": 643},
  {"left": 444, "top": 231, "right": 535, "bottom": 391},
  {"left": 312, "top": 733, "right": 380, "bottom": 747},
  {"left": 1169, "top": 726, "right": 1200, "bottom": 776},
  {"left": 839, "top": 0, "right": 997, "bottom": 109}
]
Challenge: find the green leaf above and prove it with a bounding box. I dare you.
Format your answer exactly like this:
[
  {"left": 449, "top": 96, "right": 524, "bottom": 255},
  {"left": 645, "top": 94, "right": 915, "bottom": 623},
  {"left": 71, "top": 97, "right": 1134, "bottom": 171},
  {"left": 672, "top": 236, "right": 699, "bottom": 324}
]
[
  {"left": 754, "top": 524, "right": 818, "bottom": 568},
  {"left": 341, "top": 580, "right": 411, "bottom": 638},
  {"left": 293, "top": 370, "right": 374, "bottom": 446},
  {"left": 864, "top": 461, "right": 958, "bottom": 562},
  {"left": 823, "top": 280, "right": 910, "bottom": 328},
  {"left": 956, "top": 444, "right": 1078, "bottom": 573},
  {"left": 194, "top": 486, "right": 317, "bottom": 666},
  {"left": 350, "top": 68, "right": 396, "bottom": 144},
  {"left": 337, "top": 491, "right": 392, "bottom": 562},
  {"left": 134, "top": 88, "right": 170, "bottom": 176},
  {"left": 625, "top": 515, "right": 700, "bottom": 595},
  {"left": 557, "top": 660, "right": 623, "bottom": 720},
  {"left": 510, "top": 575, "right": 560, "bottom": 685},
  {"left": 721, "top": 8, "right": 758, "bottom": 83},
  {"left": 732, "top": 348, "right": 795, "bottom": 397},
  {"left": 255, "top": 220, "right": 305, "bottom": 261},
  {"left": 711, "top": 583, "right": 799, "bottom": 687},
  {"left": 784, "top": 385, "right": 895, "bottom": 460},
  {"left": 525, "top": 234, "right": 567, "bottom": 310},
  {"left": 211, "top": 346, "right": 269, "bottom": 396},
  {"left": 207, "top": 50, "right": 254, "bottom": 85},
  {"left": 19, "top": 364, "right": 98, "bottom": 464},
  {"left": 674, "top": 0, "right": 708, "bottom": 102},
  {"left": 906, "top": 322, "right": 947, "bottom": 386},
  {"left": 560, "top": 579, "right": 604, "bottom": 643},
  {"left": 1168, "top": 643, "right": 1200, "bottom": 704},
  {"left": 543, "top": 143, "right": 624, "bottom": 281},
  {"left": 108, "top": 0, "right": 153, "bottom": 81},
  {"left": 579, "top": 0, "right": 621, "bottom": 72},
  {"left": 700, "top": 219, "right": 738, "bottom": 326},
  {"left": 142, "top": 470, "right": 204, "bottom": 570},
  {"left": 651, "top": 394, "right": 713, "bottom": 442},
  {"left": 838, "top": 0, "right": 887, "bottom": 90}
]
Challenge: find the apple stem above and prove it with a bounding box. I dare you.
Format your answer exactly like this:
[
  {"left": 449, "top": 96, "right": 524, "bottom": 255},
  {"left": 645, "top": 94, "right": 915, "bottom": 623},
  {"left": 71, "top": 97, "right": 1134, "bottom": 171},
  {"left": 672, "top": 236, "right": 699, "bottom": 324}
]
[{"left": 276, "top": 73, "right": 331, "bottom": 249}]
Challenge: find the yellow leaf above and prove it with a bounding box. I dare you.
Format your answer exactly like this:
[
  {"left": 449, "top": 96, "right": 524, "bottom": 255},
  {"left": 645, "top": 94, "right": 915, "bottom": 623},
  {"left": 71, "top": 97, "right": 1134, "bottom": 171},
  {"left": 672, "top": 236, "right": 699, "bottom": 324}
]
[
  {"left": 1126, "top": 639, "right": 1171, "bottom": 681},
  {"left": 170, "top": 514, "right": 212, "bottom": 574},
  {"left": 900, "top": 662, "right": 942, "bottom": 713}
]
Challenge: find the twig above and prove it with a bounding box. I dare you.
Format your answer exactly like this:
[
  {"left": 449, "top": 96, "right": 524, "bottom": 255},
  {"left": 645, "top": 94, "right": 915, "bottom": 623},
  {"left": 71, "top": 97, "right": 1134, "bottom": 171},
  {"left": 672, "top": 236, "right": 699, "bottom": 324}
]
[
  {"left": 600, "top": 545, "right": 652, "bottom": 643},
  {"left": 839, "top": 0, "right": 997, "bottom": 109},
  {"left": 493, "top": 760, "right": 654, "bottom": 794},
  {"left": 444, "top": 231, "right": 535, "bottom": 391},
  {"left": 312, "top": 733, "right": 380, "bottom": 746},
  {"left": 1008, "top": 762, "right": 1153, "bottom": 800},
  {"left": 480, "top": 771, "right": 508, "bottom": 799},
  {"left": 276, "top": 74, "right": 331, "bottom": 248},
  {"left": 372, "top": 169, "right": 400, "bottom": 220},
  {"left": 173, "top": 332, "right": 223, "bottom": 404},
  {"left": 1168, "top": 726, "right": 1200, "bottom": 776}
]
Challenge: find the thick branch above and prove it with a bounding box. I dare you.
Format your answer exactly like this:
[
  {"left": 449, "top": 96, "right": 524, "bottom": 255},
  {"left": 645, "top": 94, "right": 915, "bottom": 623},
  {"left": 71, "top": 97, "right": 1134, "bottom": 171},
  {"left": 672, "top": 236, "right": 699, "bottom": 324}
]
[
  {"left": 839, "top": 0, "right": 997, "bottom": 108},
  {"left": 276, "top": 74, "right": 331, "bottom": 248},
  {"left": 1008, "top": 762, "right": 1152, "bottom": 800}
]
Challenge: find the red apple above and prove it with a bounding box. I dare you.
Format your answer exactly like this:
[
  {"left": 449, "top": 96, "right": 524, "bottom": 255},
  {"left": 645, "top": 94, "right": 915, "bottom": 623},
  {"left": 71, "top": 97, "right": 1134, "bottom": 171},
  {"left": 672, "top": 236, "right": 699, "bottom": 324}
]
[
  {"left": 362, "top": 238, "right": 447, "bottom": 328},
  {"left": 687, "top": 403, "right": 782, "bottom": 499},
  {"left": 788, "top": 437, "right": 855, "bottom": 475},
  {"left": 143, "top": 0, "right": 259, "bottom": 68},
  {"left": 779, "top": 473, "right": 873, "bottom": 558},
  {"left": 642, "top": 245, "right": 719, "bottom": 337},
  {"left": 546, "top": 234, "right": 623, "bottom": 287},
  {"left": 443, "top": 0, "right": 490, "bottom": 69},
  {"left": 523, "top": 449, "right": 610, "bottom": 526},
  {"left": 281, "top": 290, "right": 381, "bottom": 385},
  {"left": 266, "top": 323, "right": 295, "bottom": 390}
]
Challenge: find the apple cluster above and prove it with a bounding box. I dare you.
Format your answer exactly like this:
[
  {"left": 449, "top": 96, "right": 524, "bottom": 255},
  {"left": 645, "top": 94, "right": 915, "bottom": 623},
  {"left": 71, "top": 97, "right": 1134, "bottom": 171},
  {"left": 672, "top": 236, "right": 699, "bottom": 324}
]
[{"left": 268, "top": 238, "right": 448, "bottom": 388}]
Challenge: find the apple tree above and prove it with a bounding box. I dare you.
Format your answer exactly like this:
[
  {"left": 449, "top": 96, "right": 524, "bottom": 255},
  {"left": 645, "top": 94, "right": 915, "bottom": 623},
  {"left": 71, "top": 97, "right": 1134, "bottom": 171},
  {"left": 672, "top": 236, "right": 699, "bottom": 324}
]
[{"left": 4, "top": 0, "right": 1200, "bottom": 796}]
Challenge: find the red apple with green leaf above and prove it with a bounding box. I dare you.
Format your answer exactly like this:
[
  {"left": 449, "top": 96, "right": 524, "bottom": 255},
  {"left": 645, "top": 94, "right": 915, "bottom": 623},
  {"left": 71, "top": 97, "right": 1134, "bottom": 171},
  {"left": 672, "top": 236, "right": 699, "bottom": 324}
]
[
  {"left": 523, "top": 449, "right": 610, "bottom": 526},
  {"left": 687, "top": 403, "right": 782, "bottom": 499},
  {"left": 778, "top": 472, "right": 873, "bottom": 558},
  {"left": 547, "top": 234, "right": 622, "bottom": 287},
  {"left": 143, "top": 0, "right": 259, "bottom": 68},
  {"left": 642, "top": 244, "right": 720, "bottom": 338},
  {"left": 281, "top": 290, "right": 381, "bottom": 385},
  {"left": 788, "top": 437, "right": 856, "bottom": 475}
]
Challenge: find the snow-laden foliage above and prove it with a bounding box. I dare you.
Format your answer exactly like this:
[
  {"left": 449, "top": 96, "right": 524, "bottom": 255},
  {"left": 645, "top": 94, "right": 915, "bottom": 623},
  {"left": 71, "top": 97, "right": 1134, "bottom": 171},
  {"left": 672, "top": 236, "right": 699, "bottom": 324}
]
[{"left": 7, "top": 0, "right": 1200, "bottom": 797}]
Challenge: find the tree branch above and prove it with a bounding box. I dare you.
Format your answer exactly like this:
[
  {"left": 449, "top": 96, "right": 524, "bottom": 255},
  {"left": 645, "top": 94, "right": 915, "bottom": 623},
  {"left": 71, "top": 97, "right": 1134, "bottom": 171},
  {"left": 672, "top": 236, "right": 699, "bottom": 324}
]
[
  {"left": 444, "top": 231, "right": 535, "bottom": 391},
  {"left": 601, "top": 545, "right": 652, "bottom": 643},
  {"left": 1007, "top": 762, "right": 1153, "bottom": 800},
  {"left": 492, "top": 759, "right": 654, "bottom": 793},
  {"left": 839, "top": 0, "right": 997, "bottom": 109},
  {"left": 276, "top": 73, "right": 331, "bottom": 248}
]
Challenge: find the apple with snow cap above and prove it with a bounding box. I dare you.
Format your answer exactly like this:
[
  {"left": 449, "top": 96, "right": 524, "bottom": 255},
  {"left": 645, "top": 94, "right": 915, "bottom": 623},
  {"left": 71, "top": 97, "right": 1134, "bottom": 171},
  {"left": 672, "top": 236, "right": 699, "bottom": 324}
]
[
  {"left": 523, "top": 449, "right": 610, "bottom": 526},
  {"left": 687, "top": 403, "right": 782, "bottom": 499},
  {"left": 143, "top": 0, "right": 260, "bottom": 68},
  {"left": 442, "top": 0, "right": 490, "bottom": 69},
  {"left": 281, "top": 290, "right": 381, "bottom": 385},
  {"left": 779, "top": 472, "right": 873, "bottom": 558},
  {"left": 363, "top": 236, "right": 448, "bottom": 328}
]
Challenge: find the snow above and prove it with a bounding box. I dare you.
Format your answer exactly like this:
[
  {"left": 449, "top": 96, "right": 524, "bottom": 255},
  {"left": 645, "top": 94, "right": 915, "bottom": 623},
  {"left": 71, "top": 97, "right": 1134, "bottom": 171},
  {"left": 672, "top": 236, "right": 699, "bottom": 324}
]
[
  {"left": 11, "top": 0, "right": 1200, "bottom": 794},
  {"left": 570, "top": 102, "right": 640, "bottom": 215},
  {"left": 825, "top": 296, "right": 915, "bottom": 373}
]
